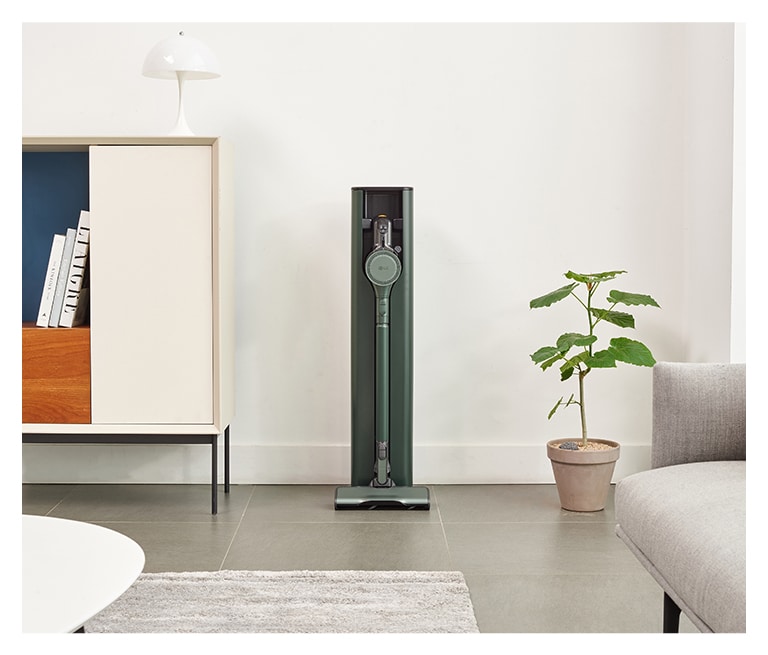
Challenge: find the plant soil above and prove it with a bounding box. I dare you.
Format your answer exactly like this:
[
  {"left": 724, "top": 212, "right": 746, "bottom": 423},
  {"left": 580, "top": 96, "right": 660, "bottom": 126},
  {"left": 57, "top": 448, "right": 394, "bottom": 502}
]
[{"left": 579, "top": 441, "right": 616, "bottom": 451}]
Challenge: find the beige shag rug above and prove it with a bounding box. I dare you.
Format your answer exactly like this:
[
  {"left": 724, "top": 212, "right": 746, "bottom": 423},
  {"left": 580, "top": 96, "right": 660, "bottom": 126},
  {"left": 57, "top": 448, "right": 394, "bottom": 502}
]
[{"left": 84, "top": 570, "right": 479, "bottom": 633}]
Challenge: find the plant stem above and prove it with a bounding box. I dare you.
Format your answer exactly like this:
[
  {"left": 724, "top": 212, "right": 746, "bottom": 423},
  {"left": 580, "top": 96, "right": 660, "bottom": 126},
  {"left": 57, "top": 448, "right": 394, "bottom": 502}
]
[
  {"left": 579, "top": 369, "right": 588, "bottom": 447},
  {"left": 579, "top": 282, "right": 596, "bottom": 447}
]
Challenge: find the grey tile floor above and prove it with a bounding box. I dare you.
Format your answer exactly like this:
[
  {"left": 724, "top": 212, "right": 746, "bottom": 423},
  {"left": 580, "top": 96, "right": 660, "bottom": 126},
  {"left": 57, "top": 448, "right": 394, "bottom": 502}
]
[{"left": 22, "top": 482, "right": 697, "bottom": 633}]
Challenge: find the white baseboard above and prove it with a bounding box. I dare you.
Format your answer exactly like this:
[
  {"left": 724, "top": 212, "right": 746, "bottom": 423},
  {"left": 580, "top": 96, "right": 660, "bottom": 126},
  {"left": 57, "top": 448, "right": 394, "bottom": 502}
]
[{"left": 22, "top": 443, "right": 651, "bottom": 484}]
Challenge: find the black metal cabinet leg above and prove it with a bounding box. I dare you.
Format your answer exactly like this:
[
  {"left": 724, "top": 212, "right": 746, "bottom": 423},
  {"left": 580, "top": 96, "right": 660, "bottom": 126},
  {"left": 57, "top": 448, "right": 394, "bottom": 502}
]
[
  {"left": 663, "top": 592, "right": 681, "bottom": 633},
  {"left": 224, "top": 425, "right": 230, "bottom": 493},
  {"left": 24, "top": 432, "right": 226, "bottom": 514},
  {"left": 211, "top": 436, "right": 218, "bottom": 515}
]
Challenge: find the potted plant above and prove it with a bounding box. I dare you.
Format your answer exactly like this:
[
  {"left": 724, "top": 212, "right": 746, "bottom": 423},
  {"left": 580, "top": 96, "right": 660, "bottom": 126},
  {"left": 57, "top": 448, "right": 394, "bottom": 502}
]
[{"left": 529, "top": 270, "right": 659, "bottom": 511}]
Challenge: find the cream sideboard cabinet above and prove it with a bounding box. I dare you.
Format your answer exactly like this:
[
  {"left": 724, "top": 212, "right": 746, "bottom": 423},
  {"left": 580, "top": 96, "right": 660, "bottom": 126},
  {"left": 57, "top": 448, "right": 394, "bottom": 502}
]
[{"left": 22, "top": 137, "right": 234, "bottom": 513}]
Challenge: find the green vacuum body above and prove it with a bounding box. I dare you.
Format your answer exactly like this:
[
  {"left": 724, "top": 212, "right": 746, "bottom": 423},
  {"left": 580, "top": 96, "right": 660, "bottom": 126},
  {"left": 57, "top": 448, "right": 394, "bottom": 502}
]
[{"left": 335, "top": 187, "right": 430, "bottom": 510}]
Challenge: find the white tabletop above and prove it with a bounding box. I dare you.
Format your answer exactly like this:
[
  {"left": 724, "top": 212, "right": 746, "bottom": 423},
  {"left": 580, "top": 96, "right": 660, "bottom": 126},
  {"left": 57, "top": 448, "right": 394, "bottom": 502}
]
[{"left": 22, "top": 514, "right": 145, "bottom": 633}]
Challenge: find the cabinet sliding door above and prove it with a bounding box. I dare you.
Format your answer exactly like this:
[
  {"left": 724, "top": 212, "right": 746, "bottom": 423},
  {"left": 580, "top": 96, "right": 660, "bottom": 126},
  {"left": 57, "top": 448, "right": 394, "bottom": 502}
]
[{"left": 89, "top": 145, "right": 213, "bottom": 425}]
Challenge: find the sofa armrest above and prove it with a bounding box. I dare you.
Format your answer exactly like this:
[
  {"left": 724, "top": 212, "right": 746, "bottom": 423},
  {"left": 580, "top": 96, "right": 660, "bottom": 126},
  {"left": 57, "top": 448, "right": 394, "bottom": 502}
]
[{"left": 651, "top": 362, "right": 746, "bottom": 468}]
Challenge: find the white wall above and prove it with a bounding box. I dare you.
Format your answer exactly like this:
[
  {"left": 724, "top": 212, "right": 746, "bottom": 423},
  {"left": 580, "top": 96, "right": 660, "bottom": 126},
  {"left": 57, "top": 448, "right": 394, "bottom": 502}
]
[
  {"left": 21, "top": 22, "right": 741, "bottom": 485},
  {"left": 730, "top": 24, "right": 746, "bottom": 364},
  {"left": 682, "top": 24, "right": 736, "bottom": 362}
]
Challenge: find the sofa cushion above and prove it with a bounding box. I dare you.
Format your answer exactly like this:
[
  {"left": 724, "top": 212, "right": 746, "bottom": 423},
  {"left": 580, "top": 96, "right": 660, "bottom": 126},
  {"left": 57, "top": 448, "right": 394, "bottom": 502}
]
[
  {"left": 615, "top": 460, "right": 745, "bottom": 633},
  {"left": 652, "top": 363, "right": 746, "bottom": 468}
]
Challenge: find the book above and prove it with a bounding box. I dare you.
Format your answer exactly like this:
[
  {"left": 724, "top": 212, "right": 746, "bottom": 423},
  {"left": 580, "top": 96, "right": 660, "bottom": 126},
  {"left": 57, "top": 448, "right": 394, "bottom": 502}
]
[
  {"left": 48, "top": 227, "right": 77, "bottom": 327},
  {"left": 70, "top": 269, "right": 90, "bottom": 327},
  {"left": 35, "top": 233, "right": 66, "bottom": 327},
  {"left": 59, "top": 210, "right": 91, "bottom": 328}
]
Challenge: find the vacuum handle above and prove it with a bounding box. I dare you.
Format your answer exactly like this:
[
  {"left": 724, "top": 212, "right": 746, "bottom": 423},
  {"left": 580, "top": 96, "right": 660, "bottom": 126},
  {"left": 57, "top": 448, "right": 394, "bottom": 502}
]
[{"left": 373, "top": 214, "right": 393, "bottom": 249}]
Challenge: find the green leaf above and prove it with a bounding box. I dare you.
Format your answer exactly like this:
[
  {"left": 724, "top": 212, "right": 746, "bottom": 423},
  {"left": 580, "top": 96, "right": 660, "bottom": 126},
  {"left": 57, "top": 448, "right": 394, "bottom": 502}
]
[
  {"left": 608, "top": 337, "right": 656, "bottom": 367},
  {"left": 565, "top": 270, "right": 626, "bottom": 284},
  {"left": 561, "top": 351, "right": 589, "bottom": 371},
  {"left": 531, "top": 346, "right": 559, "bottom": 364},
  {"left": 587, "top": 349, "right": 617, "bottom": 368},
  {"left": 560, "top": 352, "right": 589, "bottom": 381},
  {"left": 529, "top": 283, "right": 577, "bottom": 309},
  {"left": 608, "top": 290, "right": 660, "bottom": 308},
  {"left": 556, "top": 332, "right": 597, "bottom": 353},
  {"left": 547, "top": 397, "right": 563, "bottom": 420},
  {"left": 590, "top": 307, "right": 635, "bottom": 328},
  {"left": 540, "top": 354, "right": 562, "bottom": 371}
]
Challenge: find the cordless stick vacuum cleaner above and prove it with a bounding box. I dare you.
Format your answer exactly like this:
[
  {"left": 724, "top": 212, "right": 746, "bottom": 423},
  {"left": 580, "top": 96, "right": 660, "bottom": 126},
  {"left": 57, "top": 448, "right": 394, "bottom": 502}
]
[{"left": 335, "top": 187, "right": 430, "bottom": 510}]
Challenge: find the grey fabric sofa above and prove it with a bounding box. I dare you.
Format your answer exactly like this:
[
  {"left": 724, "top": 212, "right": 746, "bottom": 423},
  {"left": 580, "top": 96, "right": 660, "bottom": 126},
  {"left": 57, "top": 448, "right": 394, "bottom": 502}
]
[{"left": 614, "top": 362, "right": 746, "bottom": 633}]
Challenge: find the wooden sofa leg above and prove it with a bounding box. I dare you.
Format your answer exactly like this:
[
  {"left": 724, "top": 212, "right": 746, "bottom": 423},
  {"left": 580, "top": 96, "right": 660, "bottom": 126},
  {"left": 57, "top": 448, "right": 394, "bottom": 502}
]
[{"left": 663, "top": 592, "right": 681, "bottom": 633}]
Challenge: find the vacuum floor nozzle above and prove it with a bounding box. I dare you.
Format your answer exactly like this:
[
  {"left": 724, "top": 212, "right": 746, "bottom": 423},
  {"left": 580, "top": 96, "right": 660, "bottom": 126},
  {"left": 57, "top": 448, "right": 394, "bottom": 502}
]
[{"left": 334, "top": 485, "right": 430, "bottom": 510}]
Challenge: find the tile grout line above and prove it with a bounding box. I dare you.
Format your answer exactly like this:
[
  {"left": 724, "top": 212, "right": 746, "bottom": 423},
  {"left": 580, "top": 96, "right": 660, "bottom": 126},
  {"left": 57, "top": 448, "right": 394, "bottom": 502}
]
[
  {"left": 431, "top": 487, "right": 457, "bottom": 572},
  {"left": 218, "top": 484, "right": 257, "bottom": 571}
]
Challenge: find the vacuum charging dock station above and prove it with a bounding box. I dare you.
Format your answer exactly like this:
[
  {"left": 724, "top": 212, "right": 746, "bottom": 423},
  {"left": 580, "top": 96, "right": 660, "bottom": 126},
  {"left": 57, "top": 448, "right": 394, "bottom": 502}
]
[{"left": 335, "top": 187, "right": 430, "bottom": 510}]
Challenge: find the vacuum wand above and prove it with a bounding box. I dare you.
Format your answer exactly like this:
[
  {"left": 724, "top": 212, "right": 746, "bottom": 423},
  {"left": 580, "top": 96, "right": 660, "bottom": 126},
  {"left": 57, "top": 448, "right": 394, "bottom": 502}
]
[
  {"left": 374, "top": 321, "right": 390, "bottom": 486},
  {"left": 364, "top": 215, "right": 402, "bottom": 488}
]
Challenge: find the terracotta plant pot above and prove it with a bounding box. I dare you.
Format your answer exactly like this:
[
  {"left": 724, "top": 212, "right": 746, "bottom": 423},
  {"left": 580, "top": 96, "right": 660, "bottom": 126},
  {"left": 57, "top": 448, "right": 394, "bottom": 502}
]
[{"left": 546, "top": 438, "right": 620, "bottom": 512}]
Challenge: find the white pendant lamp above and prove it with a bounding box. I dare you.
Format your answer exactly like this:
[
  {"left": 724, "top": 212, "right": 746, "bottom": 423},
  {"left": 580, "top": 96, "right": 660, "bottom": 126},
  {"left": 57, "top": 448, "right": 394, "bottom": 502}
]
[{"left": 142, "top": 31, "right": 221, "bottom": 136}]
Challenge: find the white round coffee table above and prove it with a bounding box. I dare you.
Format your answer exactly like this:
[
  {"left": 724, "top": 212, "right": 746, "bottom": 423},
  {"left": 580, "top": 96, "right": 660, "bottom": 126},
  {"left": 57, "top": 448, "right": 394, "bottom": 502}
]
[{"left": 22, "top": 514, "right": 145, "bottom": 633}]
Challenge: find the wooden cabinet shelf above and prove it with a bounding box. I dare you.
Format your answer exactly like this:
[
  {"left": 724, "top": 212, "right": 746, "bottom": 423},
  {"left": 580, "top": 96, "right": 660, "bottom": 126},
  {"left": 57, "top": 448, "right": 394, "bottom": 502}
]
[{"left": 22, "top": 324, "right": 91, "bottom": 424}]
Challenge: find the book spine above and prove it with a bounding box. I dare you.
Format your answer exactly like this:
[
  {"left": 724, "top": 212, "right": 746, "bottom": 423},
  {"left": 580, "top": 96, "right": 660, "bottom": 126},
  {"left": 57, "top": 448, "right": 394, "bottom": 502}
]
[
  {"left": 59, "top": 210, "right": 91, "bottom": 328},
  {"left": 70, "top": 287, "right": 90, "bottom": 327},
  {"left": 35, "top": 234, "right": 66, "bottom": 327},
  {"left": 49, "top": 227, "right": 77, "bottom": 327}
]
